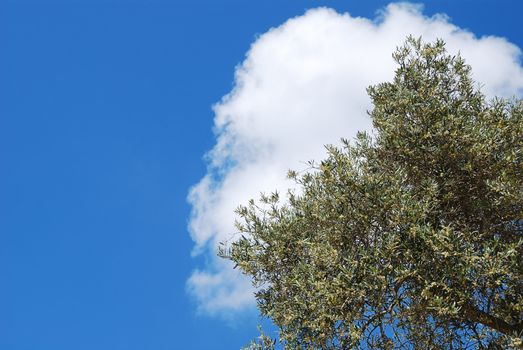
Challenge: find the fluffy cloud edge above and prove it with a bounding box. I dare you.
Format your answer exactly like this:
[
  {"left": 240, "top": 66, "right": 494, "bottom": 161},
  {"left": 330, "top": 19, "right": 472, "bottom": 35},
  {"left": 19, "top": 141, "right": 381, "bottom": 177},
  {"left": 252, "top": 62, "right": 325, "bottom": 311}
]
[{"left": 186, "top": 2, "right": 523, "bottom": 316}]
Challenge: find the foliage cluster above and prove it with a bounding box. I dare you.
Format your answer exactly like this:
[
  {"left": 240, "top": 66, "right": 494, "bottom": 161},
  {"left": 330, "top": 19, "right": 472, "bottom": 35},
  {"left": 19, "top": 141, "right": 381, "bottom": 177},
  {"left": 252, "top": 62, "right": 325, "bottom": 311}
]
[{"left": 221, "top": 37, "right": 523, "bottom": 349}]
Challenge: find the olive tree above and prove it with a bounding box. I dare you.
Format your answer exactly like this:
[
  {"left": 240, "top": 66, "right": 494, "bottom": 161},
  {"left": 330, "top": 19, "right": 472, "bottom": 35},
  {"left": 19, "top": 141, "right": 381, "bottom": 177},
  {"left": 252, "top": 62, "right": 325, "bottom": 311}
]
[{"left": 220, "top": 37, "right": 523, "bottom": 349}]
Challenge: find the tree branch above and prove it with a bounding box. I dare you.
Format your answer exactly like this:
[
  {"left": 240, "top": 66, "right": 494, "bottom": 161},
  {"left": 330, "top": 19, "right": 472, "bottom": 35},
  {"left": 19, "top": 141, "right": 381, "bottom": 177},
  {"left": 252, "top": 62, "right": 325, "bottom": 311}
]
[{"left": 462, "top": 303, "right": 522, "bottom": 337}]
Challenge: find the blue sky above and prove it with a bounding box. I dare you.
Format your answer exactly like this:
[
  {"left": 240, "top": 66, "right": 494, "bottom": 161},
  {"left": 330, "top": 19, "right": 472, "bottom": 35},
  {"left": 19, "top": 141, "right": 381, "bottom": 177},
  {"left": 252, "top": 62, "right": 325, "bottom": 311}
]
[{"left": 1, "top": 1, "right": 522, "bottom": 349}]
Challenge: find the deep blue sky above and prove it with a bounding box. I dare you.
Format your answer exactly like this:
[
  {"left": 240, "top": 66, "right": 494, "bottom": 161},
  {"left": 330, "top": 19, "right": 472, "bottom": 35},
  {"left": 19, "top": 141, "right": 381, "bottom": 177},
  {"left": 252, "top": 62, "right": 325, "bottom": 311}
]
[{"left": 1, "top": 1, "right": 521, "bottom": 349}]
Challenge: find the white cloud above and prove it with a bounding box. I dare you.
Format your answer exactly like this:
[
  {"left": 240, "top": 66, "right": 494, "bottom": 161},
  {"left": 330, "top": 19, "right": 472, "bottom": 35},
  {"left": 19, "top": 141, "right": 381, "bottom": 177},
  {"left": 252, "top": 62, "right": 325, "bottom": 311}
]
[{"left": 187, "top": 2, "right": 523, "bottom": 315}]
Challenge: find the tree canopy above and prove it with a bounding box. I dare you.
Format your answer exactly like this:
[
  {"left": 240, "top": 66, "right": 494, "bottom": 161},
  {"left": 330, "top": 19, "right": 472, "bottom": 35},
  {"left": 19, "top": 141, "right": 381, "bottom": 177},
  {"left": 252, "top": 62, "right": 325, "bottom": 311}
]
[{"left": 220, "top": 37, "right": 523, "bottom": 349}]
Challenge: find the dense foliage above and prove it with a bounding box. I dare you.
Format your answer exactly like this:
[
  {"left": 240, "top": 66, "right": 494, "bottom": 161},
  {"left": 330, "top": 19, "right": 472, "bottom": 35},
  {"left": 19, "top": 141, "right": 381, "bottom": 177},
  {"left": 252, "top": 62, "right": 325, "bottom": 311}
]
[{"left": 221, "top": 37, "right": 523, "bottom": 349}]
